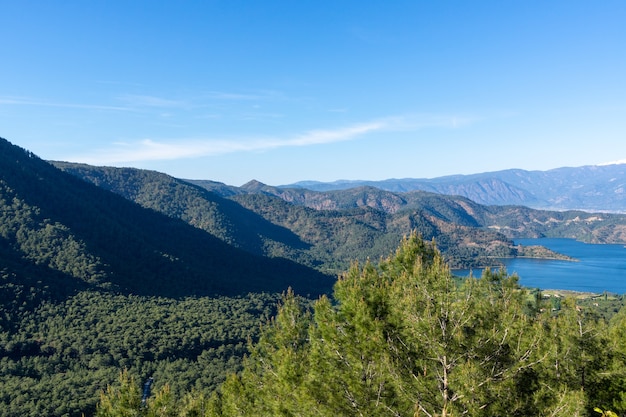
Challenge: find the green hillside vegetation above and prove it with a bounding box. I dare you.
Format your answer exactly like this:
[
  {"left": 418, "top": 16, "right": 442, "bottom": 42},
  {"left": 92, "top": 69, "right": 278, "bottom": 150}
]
[
  {"left": 50, "top": 162, "right": 309, "bottom": 258},
  {"left": 1, "top": 139, "right": 332, "bottom": 300},
  {"left": 0, "top": 138, "right": 332, "bottom": 416},
  {"left": 54, "top": 163, "right": 559, "bottom": 270},
  {"left": 0, "top": 291, "right": 279, "bottom": 416},
  {"left": 192, "top": 178, "right": 626, "bottom": 246},
  {"left": 95, "top": 235, "right": 626, "bottom": 417}
]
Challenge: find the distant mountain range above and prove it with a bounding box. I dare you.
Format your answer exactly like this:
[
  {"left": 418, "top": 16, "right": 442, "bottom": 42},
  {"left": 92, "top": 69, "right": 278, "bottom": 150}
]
[
  {"left": 186, "top": 178, "right": 626, "bottom": 246},
  {"left": 51, "top": 156, "right": 626, "bottom": 272},
  {"left": 4, "top": 134, "right": 626, "bottom": 307},
  {"left": 53, "top": 163, "right": 515, "bottom": 272},
  {"left": 281, "top": 164, "right": 626, "bottom": 212}
]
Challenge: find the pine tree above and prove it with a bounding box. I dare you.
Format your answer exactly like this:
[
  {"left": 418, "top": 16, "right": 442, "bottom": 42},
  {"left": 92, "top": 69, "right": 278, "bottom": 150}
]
[
  {"left": 96, "top": 371, "right": 178, "bottom": 417},
  {"left": 598, "top": 300, "right": 626, "bottom": 413},
  {"left": 211, "top": 233, "right": 599, "bottom": 416},
  {"left": 96, "top": 370, "right": 143, "bottom": 417},
  {"left": 216, "top": 289, "right": 313, "bottom": 416}
]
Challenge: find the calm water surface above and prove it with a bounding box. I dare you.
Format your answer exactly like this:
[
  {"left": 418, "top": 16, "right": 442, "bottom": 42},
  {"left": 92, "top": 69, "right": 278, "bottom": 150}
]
[{"left": 454, "top": 238, "right": 626, "bottom": 294}]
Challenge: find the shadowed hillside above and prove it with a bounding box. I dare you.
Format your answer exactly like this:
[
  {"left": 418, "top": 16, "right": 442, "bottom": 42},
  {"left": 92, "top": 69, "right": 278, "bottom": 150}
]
[
  {"left": 1, "top": 138, "right": 334, "bottom": 303},
  {"left": 56, "top": 164, "right": 522, "bottom": 270},
  {"left": 55, "top": 161, "right": 626, "bottom": 273}
]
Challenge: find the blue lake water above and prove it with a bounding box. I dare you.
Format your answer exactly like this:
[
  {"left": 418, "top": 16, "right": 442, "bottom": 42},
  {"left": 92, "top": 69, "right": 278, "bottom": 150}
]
[{"left": 453, "top": 238, "right": 626, "bottom": 294}]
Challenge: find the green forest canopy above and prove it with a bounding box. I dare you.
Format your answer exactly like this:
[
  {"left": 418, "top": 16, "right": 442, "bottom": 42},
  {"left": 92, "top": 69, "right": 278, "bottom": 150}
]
[{"left": 97, "top": 234, "right": 626, "bottom": 417}]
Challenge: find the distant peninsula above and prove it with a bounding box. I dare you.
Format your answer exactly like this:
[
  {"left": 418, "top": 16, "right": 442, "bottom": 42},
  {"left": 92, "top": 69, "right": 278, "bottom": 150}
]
[{"left": 514, "top": 244, "right": 577, "bottom": 261}]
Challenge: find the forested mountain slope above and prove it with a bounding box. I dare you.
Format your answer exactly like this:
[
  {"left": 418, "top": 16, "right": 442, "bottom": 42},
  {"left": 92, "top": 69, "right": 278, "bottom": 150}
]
[
  {"left": 0, "top": 137, "right": 331, "bottom": 416},
  {"left": 192, "top": 179, "right": 626, "bottom": 246},
  {"left": 3, "top": 136, "right": 626, "bottom": 416},
  {"left": 56, "top": 164, "right": 522, "bottom": 270},
  {"left": 0, "top": 138, "right": 331, "bottom": 300},
  {"left": 96, "top": 235, "right": 626, "bottom": 417},
  {"left": 51, "top": 162, "right": 311, "bottom": 260},
  {"left": 54, "top": 162, "right": 626, "bottom": 272}
]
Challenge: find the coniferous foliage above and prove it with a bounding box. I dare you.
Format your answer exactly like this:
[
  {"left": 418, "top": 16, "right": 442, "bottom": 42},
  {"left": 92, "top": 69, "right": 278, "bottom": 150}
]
[
  {"left": 0, "top": 289, "right": 281, "bottom": 416},
  {"left": 204, "top": 234, "right": 625, "bottom": 417}
]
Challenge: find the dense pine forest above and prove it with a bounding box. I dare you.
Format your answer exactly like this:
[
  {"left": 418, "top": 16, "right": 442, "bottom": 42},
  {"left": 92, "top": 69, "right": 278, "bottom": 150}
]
[
  {"left": 2, "top": 137, "right": 626, "bottom": 416},
  {"left": 98, "top": 235, "right": 626, "bottom": 417}
]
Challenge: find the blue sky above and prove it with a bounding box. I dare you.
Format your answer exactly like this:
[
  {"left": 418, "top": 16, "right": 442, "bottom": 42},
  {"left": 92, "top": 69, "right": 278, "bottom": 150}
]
[{"left": 1, "top": 1, "right": 625, "bottom": 186}]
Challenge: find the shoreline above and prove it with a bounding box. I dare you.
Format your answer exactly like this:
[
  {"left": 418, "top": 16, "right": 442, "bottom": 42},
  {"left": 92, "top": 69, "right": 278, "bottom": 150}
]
[{"left": 536, "top": 289, "right": 622, "bottom": 299}]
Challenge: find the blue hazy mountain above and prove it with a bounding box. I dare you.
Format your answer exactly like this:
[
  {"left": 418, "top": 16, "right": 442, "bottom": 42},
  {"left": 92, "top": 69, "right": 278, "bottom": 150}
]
[{"left": 283, "top": 164, "right": 626, "bottom": 212}]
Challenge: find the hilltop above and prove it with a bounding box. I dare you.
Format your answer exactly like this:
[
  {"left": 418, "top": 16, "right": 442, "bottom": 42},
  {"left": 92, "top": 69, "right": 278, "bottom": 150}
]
[{"left": 51, "top": 162, "right": 626, "bottom": 273}]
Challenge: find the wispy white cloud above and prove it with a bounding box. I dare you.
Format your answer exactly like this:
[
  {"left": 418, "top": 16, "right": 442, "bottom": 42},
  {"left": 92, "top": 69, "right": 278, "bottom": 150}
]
[
  {"left": 0, "top": 92, "right": 231, "bottom": 113},
  {"left": 116, "top": 94, "right": 187, "bottom": 108},
  {"left": 71, "top": 121, "right": 385, "bottom": 164},
  {"left": 0, "top": 95, "right": 132, "bottom": 112},
  {"left": 204, "top": 91, "right": 264, "bottom": 100},
  {"left": 196, "top": 89, "right": 288, "bottom": 102},
  {"left": 67, "top": 113, "right": 471, "bottom": 165},
  {"left": 377, "top": 113, "right": 475, "bottom": 131},
  {"left": 0, "top": 89, "right": 290, "bottom": 116},
  {"left": 283, "top": 122, "right": 385, "bottom": 147}
]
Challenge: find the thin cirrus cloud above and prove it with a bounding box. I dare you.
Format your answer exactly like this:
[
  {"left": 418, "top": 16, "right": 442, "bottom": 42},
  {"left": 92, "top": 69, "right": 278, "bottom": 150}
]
[
  {"left": 0, "top": 91, "right": 258, "bottom": 113},
  {"left": 70, "top": 113, "right": 470, "bottom": 165},
  {"left": 202, "top": 89, "right": 288, "bottom": 101},
  {"left": 114, "top": 90, "right": 289, "bottom": 114},
  {"left": 115, "top": 94, "right": 188, "bottom": 108},
  {"left": 0, "top": 95, "right": 133, "bottom": 112},
  {"left": 73, "top": 121, "right": 385, "bottom": 164}
]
